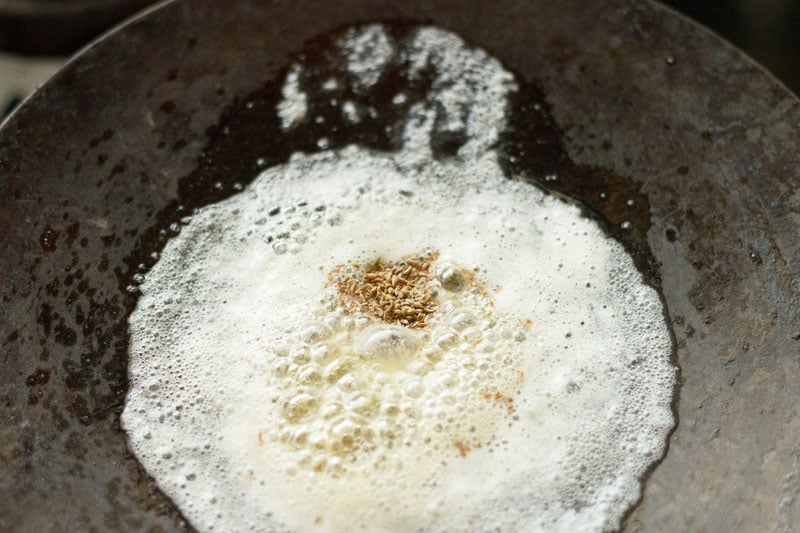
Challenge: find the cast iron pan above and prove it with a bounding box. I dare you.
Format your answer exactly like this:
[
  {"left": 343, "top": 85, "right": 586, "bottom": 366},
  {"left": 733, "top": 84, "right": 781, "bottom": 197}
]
[{"left": 1, "top": 0, "right": 799, "bottom": 531}]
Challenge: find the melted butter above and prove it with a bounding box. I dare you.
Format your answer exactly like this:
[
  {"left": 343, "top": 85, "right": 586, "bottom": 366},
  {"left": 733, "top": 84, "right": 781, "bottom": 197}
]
[{"left": 122, "top": 24, "right": 676, "bottom": 533}]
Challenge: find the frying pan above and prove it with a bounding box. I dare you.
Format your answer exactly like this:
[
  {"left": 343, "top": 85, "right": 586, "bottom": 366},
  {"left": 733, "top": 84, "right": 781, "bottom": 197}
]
[{"left": 1, "top": 0, "right": 799, "bottom": 531}]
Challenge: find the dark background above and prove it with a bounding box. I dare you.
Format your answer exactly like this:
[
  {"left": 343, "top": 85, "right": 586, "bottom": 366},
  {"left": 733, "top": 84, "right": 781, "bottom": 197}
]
[
  {"left": 662, "top": 0, "right": 800, "bottom": 94},
  {"left": 0, "top": 0, "right": 798, "bottom": 111}
]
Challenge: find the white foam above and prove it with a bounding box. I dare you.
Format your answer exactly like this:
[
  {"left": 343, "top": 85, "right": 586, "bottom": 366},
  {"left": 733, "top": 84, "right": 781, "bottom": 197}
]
[
  {"left": 122, "top": 25, "right": 676, "bottom": 533},
  {"left": 343, "top": 25, "right": 394, "bottom": 91},
  {"left": 277, "top": 64, "right": 307, "bottom": 130}
]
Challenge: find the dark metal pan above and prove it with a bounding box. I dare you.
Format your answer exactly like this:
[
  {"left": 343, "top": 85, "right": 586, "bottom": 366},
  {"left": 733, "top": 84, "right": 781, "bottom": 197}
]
[{"left": 1, "top": 0, "right": 798, "bottom": 530}]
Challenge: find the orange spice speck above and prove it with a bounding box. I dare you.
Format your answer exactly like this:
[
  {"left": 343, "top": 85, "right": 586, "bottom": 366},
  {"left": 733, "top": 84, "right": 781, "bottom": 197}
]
[
  {"left": 484, "top": 391, "right": 517, "bottom": 416},
  {"left": 454, "top": 440, "right": 471, "bottom": 457}
]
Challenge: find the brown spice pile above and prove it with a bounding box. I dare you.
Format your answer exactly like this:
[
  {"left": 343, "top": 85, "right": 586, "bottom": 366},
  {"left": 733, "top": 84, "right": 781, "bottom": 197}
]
[{"left": 329, "top": 253, "right": 439, "bottom": 328}]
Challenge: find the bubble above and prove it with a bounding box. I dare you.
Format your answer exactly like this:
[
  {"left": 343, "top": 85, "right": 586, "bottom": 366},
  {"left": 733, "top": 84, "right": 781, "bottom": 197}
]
[
  {"left": 438, "top": 265, "right": 466, "bottom": 291},
  {"left": 447, "top": 309, "right": 477, "bottom": 331},
  {"left": 284, "top": 394, "right": 318, "bottom": 422},
  {"left": 320, "top": 403, "right": 343, "bottom": 419},
  {"left": 434, "top": 329, "right": 458, "bottom": 349},
  {"left": 403, "top": 380, "right": 425, "bottom": 398},
  {"left": 461, "top": 326, "right": 482, "bottom": 342},
  {"left": 297, "top": 365, "right": 323, "bottom": 385},
  {"left": 355, "top": 324, "right": 422, "bottom": 368},
  {"left": 301, "top": 323, "right": 332, "bottom": 343}
]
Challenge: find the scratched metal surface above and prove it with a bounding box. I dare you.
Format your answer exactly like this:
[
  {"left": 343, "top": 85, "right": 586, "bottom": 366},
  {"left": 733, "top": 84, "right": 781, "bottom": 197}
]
[{"left": 1, "top": 1, "right": 798, "bottom": 531}]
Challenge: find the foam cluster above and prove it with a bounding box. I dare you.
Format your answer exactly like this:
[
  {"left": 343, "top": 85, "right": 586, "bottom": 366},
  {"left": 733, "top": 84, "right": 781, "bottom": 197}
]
[
  {"left": 265, "top": 256, "right": 527, "bottom": 478},
  {"left": 122, "top": 24, "right": 676, "bottom": 533}
]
